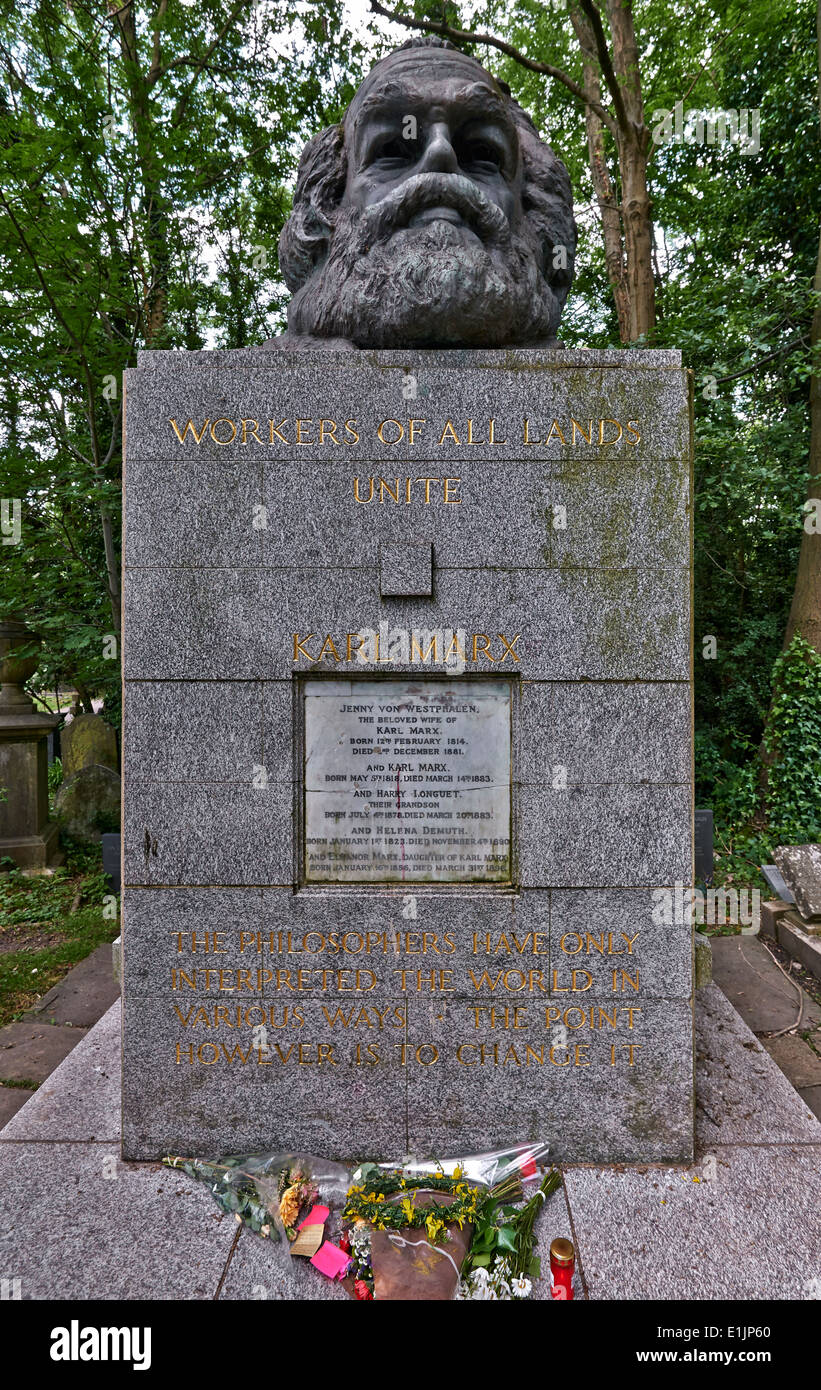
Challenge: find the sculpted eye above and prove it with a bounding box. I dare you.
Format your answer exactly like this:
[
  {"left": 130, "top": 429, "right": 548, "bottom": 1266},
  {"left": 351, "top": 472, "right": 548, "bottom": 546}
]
[
  {"left": 372, "top": 138, "right": 414, "bottom": 165},
  {"left": 460, "top": 139, "right": 503, "bottom": 171}
]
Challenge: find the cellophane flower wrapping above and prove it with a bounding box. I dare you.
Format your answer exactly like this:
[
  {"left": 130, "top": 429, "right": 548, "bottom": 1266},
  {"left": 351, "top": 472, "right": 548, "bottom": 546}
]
[{"left": 164, "top": 1140, "right": 553, "bottom": 1297}]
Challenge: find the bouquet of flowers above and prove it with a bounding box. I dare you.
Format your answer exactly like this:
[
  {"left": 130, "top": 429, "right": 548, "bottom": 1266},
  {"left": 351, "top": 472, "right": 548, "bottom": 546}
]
[{"left": 165, "top": 1141, "right": 558, "bottom": 1300}]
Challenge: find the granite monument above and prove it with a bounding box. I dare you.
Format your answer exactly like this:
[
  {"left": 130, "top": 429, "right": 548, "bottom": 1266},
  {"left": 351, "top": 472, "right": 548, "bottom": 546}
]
[{"left": 122, "top": 38, "right": 694, "bottom": 1164}]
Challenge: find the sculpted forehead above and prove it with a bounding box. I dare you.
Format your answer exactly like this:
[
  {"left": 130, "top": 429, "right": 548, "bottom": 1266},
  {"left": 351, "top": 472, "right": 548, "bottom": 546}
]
[{"left": 347, "top": 47, "right": 510, "bottom": 129}]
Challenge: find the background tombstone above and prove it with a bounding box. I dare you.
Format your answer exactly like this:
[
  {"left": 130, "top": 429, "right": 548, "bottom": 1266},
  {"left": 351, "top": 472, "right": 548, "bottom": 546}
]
[
  {"left": 61, "top": 712, "right": 119, "bottom": 780},
  {"left": 0, "top": 618, "right": 62, "bottom": 869}
]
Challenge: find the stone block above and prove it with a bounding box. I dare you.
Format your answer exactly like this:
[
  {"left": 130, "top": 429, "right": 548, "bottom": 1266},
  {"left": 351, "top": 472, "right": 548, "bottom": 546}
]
[
  {"left": 380, "top": 540, "right": 433, "bottom": 597},
  {"left": 773, "top": 844, "right": 821, "bottom": 920}
]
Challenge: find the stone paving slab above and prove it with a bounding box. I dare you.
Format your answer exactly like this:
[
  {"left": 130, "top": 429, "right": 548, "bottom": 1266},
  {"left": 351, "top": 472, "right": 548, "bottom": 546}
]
[
  {"left": 762, "top": 1033, "right": 821, "bottom": 1090},
  {"left": 0, "top": 1020, "right": 88, "bottom": 1085},
  {"left": 710, "top": 936, "right": 820, "bottom": 1034},
  {"left": 0, "top": 1002, "right": 120, "bottom": 1142},
  {"left": 0, "top": 1142, "right": 236, "bottom": 1301},
  {"left": 0, "top": 1087, "right": 32, "bottom": 1127},
  {"left": 562, "top": 1144, "right": 821, "bottom": 1300},
  {"left": 695, "top": 984, "right": 821, "bottom": 1147},
  {"left": 27, "top": 943, "right": 120, "bottom": 1028},
  {"left": 797, "top": 1086, "right": 821, "bottom": 1122}
]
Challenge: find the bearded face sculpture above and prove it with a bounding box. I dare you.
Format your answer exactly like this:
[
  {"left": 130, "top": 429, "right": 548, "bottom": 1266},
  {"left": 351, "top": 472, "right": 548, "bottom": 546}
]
[{"left": 270, "top": 37, "right": 576, "bottom": 350}]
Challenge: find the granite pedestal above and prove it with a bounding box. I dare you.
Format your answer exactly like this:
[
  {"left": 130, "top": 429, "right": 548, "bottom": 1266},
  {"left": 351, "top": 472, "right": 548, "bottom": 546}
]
[{"left": 122, "top": 347, "right": 694, "bottom": 1163}]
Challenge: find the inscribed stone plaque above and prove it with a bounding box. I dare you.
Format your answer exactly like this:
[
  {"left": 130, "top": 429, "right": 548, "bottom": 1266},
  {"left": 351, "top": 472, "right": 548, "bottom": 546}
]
[{"left": 303, "top": 679, "right": 512, "bottom": 883}]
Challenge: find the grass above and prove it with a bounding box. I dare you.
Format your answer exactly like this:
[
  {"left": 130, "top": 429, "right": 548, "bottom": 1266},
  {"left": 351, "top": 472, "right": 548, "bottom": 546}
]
[{"left": 0, "top": 839, "right": 119, "bottom": 1027}]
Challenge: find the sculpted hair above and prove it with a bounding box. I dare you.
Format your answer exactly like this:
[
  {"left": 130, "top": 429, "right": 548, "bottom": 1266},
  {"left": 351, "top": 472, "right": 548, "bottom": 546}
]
[{"left": 278, "top": 57, "right": 576, "bottom": 312}]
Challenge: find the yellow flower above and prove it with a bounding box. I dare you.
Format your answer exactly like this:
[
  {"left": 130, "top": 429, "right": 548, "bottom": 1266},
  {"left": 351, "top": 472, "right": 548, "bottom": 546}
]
[
  {"left": 425, "top": 1214, "right": 446, "bottom": 1243},
  {"left": 400, "top": 1197, "right": 416, "bottom": 1224}
]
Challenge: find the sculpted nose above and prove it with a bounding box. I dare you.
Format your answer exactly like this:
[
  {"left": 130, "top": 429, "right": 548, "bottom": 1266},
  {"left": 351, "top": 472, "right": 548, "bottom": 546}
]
[{"left": 418, "top": 123, "right": 459, "bottom": 175}]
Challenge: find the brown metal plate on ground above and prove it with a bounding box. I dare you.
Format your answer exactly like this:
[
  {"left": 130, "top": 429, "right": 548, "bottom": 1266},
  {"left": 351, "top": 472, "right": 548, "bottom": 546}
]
[{"left": 370, "top": 1190, "right": 474, "bottom": 1301}]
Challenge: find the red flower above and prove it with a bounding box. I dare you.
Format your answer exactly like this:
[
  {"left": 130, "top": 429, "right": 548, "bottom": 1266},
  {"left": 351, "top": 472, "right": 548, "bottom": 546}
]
[
  {"left": 339, "top": 1233, "right": 351, "bottom": 1254},
  {"left": 521, "top": 1156, "right": 537, "bottom": 1177},
  {"left": 354, "top": 1279, "right": 374, "bottom": 1301}
]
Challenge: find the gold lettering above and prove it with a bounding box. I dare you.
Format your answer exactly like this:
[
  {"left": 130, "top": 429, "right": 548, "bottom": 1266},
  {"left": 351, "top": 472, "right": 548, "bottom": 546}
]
[
  {"left": 353, "top": 477, "right": 375, "bottom": 503},
  {"left": 443, "top": 477, "right": 461, "bottom": 503},
  {"left": 472, "top": 633, "right": 496, "bottom": 662},
  {"left": 319, "top": 419, "right": 339, "bottom": 445},
  {"left": 169, "top": 417, "right": 209, "bottom": 444},
  {"left": 210, "top": 417, "right": 237, "bottom": 444},
  {"left": 269, "top": 419, "right": 290, "bottom": 444},
  {"left": 292, "top": 633, "right": 315, "bottom": 662},
  {"left": 498, "top": 633, "right": 521, "bottom": 662},
  {"left": 241, "top": 418, "right": 262, "bottom": 444},
  {"left": 317, "top": 635, "right": 341, "bottom": 662},
  {"left": 379, "top": 478, "right": 400, "bottom": 503},
  {"left": 571, "top": 418, "right": 592, "bottom": 446},
  {"left": 377, "top": 418, "right": 404, "bottom": 444},
  {"left": 438, "top": 420, "right": 460, "bottom": 445},
  {"left": 599, "top": 418, "right": 623, "bottom": 446}
]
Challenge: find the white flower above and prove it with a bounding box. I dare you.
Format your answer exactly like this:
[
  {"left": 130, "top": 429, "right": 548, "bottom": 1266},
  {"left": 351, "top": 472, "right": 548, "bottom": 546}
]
[
  {"left": 511, "top": 1276, "right": 531, "bottom": 1299},
  {"left": 470, "top": 1266, "right": 490, "bottom": 1285}
]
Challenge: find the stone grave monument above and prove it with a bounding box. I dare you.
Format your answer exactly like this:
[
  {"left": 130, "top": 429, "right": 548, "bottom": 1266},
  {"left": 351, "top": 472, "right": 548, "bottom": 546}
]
[
  {"left": 122, "top": 38, "right": 694, "bottom": 1163},
  {"left": 0, "top": 618, "right": 62, "bottom": 869}
]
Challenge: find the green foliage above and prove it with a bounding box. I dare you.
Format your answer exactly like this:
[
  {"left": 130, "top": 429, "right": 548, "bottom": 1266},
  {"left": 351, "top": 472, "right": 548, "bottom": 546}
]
[
  {"left": 765, "top": 636, "right": 821, "bottom": 841},
  {"left": 0, "top": 0, "right": 366, "bottom": 709},
  {"left": 0, "top": 839, "right": 116, "bottom": 1025}
]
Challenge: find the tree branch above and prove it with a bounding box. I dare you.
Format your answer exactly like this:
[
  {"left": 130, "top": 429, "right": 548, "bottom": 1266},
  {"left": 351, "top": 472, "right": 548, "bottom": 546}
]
[
  {"left": 578, "top": 0, "right": 629, "bottom": 132},
  {"left": 368, "top": 0, "right": 619, "bottom": 137}
]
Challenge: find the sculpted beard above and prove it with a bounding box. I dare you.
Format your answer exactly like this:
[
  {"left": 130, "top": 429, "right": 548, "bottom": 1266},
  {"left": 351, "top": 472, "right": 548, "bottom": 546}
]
[{"left": 287, "top": 173, "right": 561, "bottom": 348}]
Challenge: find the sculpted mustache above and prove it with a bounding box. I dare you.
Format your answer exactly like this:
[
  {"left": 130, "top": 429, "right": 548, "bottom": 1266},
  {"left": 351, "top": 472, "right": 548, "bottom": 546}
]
[{"left": 353, "top": 173, "right": 510, "bottom": 246}]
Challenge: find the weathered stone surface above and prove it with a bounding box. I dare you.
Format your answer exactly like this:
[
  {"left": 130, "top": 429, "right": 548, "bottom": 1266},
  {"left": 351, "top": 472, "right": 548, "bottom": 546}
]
[
  {"left": 60, "top": 712, "right": 118, "bottom": 779},
  {"left": 694, "top": 932, "right": 712, "bottom": 988},
  {"left": 54, "top": 764, "right": 121, "bottom": 843},
  {"left": 773, "top": 843, "right": 821, "bottom": 920},
  {"left": 406, "top": 997, "right": 694, "bottom": 1164},
  {"left": 0, "top": 1020, "right": 88, "bottom": 1085},
  {"left": 695, "top": 983, "right": 820, "bottom": 1146},
  {"left": 563, "top": 1144, "right": 821, "bottom": 1300},
  {"left": 122, "top": 346, "right": 693, "bottom": 1162},
  {"left": 380, "top": 540, "right": 433, "bottom": 597},
  {"left": 518, "top": 682, "right": 691, "bottom": 786},
  {"left": 27, "top": 944, "right": 120, "bottom": 1028},
  {"left": 123, "top": 783, "right": 293, "bottom": 885},
  {"left": 124, "top": 564, "right": 690, "bottom": 682}
]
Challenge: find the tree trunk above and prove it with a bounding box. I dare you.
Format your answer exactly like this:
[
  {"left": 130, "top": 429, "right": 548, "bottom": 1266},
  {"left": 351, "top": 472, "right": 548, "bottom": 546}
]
[
  {"left": 781, "top": 222, "right": 821, "bottom": 655},
  {"left": 606, "top": 0, "right": 655, "bottom": 340},
  {"left": 569, "top": 6, "right": 631, "bottom": 340},
  {"left": 619, "top": 135, "right": 654, "bottom": 341},
  {"left": 780, "top": 0, "right": 821, "bottom": 654}
]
